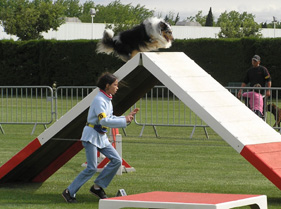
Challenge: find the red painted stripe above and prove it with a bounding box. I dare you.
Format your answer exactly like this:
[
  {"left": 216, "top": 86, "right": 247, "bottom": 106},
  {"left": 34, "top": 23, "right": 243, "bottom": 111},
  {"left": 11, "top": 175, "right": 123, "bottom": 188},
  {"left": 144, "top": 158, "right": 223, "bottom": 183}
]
[
  {"left": 0, "top": 138, "right": 41, "bottom": 179},
  {"left": 122, "top": 159, "right": 132, "bottom": 168},
  {"left": 97, "top": 158, "right": 110, "bottom": 168},
  {"left": 240, "top": 142, "right": 281, "bottom": 190},
  {"left": 32, "top": 141, "right": 83, "bottom": 182}
]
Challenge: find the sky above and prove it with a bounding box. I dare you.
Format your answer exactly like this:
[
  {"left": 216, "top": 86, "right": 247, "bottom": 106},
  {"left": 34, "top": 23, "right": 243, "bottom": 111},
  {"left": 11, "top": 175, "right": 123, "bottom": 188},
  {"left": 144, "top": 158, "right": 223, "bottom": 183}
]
[{"left": 80, "top": 0, "right": 280, "bottom": 23}]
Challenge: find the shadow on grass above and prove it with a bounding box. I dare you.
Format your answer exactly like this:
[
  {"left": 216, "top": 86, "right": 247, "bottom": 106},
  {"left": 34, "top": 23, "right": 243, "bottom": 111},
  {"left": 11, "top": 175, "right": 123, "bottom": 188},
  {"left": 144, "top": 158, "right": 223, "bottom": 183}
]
[
  {"left": 0, "top": 182, "right": 43, "bottom": 190},
  {"left": 268, "top": 197, "right": 281, "bottom": 206},
  {"left": 0, "top": 183, "right": 100, "bottom": 206}
]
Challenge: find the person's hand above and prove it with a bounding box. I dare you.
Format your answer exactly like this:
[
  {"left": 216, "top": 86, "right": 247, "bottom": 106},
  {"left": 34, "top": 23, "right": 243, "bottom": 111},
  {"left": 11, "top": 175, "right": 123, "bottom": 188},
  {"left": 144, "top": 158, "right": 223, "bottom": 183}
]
[
  {"left": 125, "top": 108, "right": 140, "bottom": 123},
  {"left": 266, "top": 90, "right": 271, "bottom": 97},
  {"left": 130, "top": 108, "right": 140, "bottom": 116},
  {"left": 125, "top": 114, "right": 134, "bottom": 123}
]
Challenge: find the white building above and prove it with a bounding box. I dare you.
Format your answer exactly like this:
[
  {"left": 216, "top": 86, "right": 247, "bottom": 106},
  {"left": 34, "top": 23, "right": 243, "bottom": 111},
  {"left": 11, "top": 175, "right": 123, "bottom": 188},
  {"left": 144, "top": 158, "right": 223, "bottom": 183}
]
[{"left": 1, "top": 22, "right": 281, "bottom": 40}]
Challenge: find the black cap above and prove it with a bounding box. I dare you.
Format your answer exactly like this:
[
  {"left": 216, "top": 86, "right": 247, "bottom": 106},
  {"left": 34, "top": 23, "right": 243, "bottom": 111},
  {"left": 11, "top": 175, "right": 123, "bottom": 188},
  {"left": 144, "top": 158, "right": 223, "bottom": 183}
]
[{"left": 252, "top": 55, "right": 261, "bottom": 62}]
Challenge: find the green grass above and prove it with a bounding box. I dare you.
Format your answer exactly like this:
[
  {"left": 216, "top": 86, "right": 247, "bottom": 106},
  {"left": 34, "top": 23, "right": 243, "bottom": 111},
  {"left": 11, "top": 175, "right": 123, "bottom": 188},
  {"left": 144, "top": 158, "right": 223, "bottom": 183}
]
[
  {"left": 1, "top": 94, "right": 281, "bottom": 208},
  {"left": 1, "top": 122, "right": 281, "bottom": 209}
]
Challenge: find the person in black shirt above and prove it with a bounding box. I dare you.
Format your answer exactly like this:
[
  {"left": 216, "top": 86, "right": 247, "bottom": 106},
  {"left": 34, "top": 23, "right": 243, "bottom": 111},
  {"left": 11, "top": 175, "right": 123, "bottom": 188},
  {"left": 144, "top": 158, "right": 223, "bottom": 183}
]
[{"left": 238, "top": 55, "right": 272, "bottom": 99}]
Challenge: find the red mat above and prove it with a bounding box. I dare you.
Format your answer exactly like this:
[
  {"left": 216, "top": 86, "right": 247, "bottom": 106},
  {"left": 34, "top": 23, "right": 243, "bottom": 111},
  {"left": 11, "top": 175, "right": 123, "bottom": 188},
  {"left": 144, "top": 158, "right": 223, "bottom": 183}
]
[{"left": 108, "top": 191, "right": 260, "bottom": 204}]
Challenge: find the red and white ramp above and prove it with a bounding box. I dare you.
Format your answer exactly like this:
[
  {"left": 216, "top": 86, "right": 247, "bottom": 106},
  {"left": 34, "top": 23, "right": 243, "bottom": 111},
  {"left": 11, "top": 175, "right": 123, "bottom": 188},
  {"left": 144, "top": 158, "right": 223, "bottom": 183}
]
[
  {"left": 140, "top": 52, "right": 281, "bottom": 191},
  {"left": 1, "top": 52, "right": 281, "bottom": 192}
]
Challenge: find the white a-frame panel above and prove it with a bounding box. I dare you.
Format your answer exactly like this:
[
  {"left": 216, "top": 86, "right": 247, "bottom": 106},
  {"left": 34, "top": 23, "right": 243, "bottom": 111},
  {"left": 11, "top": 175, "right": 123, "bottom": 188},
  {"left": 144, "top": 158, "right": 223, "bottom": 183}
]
[{"left": 141, "top": 52, "right": 281, "bottom": 153}]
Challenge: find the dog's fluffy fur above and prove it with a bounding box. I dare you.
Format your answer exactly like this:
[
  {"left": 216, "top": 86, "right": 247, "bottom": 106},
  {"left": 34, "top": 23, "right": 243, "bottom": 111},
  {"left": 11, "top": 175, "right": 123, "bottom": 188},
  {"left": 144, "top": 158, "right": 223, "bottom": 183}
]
[
  {"left": 267, "top": 103, "right": 281, "bottom": 127},
  {"left": 96, "top": 17, "right": 174, "bottom": 62}
]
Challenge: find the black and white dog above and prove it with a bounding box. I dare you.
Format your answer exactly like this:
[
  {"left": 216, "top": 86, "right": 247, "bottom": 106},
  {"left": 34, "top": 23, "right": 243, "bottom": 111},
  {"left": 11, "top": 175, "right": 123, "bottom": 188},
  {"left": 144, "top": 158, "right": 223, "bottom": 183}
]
[{"left": 96, "top": 17, "right": 174, "bottom": 62}]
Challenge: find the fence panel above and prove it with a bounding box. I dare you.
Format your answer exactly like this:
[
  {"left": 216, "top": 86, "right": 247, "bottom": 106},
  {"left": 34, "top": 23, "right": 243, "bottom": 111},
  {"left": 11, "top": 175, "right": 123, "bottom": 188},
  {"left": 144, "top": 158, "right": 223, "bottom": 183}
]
[
  {"left": 134, "top": 86, "right": 209, "bottom": 138},
  {"left": 0, "top": 86, "right": 53, "bottom": 134},
  {"left": 134, "top": 86, "right": 281, "bottom": 137},
  {"left": 228, "top": 86, "right": 281, "bottom": 131},
  {"left": 1, "top": 85, "right": 280, "bottom": 136},
  {"left": 55, "top": 86, "right": 96, "bottom": 120}
]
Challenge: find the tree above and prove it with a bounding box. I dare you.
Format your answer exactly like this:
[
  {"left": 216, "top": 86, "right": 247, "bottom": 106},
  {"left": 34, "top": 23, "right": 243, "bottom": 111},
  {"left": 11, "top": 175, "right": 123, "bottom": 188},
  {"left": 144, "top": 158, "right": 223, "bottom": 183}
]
[
  {"left": 261, "top": 22, "right": 267, "bottom": 28},
  {"left": 78, "top": 0, "right": 95, "bottom": 22},
  {"left": 164, "top": 12, "right": 180, "bottom": 25},
  {"left": 62, "top": 0, "right": 82, "bottom": 17},
  {"left": 265, "top": 20, "right": 281, "bottom": 29},
  {"left": 186, "top": 11, "right": 206, "bottom": 26},
  {"left": 217, "top": 11, "right": 261, "bottom": 38},
  {"left": 205, "top": 7, "right": 213, "bottom": 26},
  {"left": 0, "top": 0, "right": 65, "bottom": 40},
  {"left": 94, "top": 0, "right": 154, "bottom": 34}
]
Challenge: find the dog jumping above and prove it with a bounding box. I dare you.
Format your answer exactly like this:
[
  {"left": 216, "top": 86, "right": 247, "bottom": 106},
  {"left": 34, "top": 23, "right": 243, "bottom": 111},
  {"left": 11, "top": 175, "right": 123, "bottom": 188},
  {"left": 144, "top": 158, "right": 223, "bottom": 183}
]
[
  {"left": 96, "top": 17, "right": 174, "bottom": 62},
  {"left": 267, "top": 103, "right": 281, "bottom": 127}
]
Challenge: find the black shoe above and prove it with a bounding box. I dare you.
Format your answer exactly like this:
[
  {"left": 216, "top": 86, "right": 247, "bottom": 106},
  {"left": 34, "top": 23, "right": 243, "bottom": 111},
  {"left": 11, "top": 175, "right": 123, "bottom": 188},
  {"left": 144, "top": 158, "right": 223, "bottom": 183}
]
[
  {"left": 90, "top": 186, "right": 108, "bottom": 199},
  {"left": 62, "top": 189, "right": 77, "bottom": 203}
]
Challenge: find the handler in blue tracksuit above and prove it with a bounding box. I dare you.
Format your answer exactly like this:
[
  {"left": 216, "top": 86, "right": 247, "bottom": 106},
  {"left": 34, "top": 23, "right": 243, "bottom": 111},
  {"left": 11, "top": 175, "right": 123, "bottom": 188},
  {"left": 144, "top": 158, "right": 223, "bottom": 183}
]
[{"left": 62, "top": 72, "right": 139, "bottom": 203}]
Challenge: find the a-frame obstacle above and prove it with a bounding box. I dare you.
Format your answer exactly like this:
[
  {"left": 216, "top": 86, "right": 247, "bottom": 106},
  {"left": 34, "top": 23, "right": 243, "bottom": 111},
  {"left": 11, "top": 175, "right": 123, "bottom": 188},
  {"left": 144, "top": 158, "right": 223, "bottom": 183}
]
[{"left": 1, "top": 52, "right": 281, "bottom": 192}]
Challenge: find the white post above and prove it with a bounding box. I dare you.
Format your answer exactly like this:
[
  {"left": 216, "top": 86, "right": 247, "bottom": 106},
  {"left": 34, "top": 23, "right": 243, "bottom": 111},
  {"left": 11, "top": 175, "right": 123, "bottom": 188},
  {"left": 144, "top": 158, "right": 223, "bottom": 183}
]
[
  {"left": 90, "top": 8, "right": 96, "bottom": 39},
  {"left": 91, "top": 16, "right": 94, "bottom": 39},
  {"left": 273, "top": 16, "right": 277, "bottom": 38},
  {"left": 115, "top": 134, "right": 123, "bottom": 175}
]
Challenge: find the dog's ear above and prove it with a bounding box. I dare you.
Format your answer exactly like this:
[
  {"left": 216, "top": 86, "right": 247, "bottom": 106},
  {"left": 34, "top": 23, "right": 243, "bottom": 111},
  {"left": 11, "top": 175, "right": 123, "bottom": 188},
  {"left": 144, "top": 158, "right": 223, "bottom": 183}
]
[
  {"left": 159, "top": 21, "right": 167, "bottom": 31},
  {"left": 157, "top": 21, "right": 163, "bottom": 34},
  {"left": 159, "top": 21, "right": 165, "bottom": 28}
]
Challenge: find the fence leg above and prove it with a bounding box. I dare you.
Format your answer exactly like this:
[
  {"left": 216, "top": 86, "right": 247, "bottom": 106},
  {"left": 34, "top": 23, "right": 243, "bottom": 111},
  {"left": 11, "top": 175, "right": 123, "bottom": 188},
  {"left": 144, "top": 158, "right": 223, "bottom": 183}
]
[
  {"left": 190, "top": 126, "right": 196, "bottom": 138},
  {"left": 0, "top": 124, "right": 5, "bottom": 134},
  {"left": 139, "top": 125, "right": 145, "bottom": 137},
  {"left": 121, "top": 128, "right": 127, "bottom": 136},
  {"left": 31, "top": 123, "right": 37, "bottom": 135},
  {"left": 203, "top": 127, "right": 209, "bottom": 139},
  {"left": 152, "top": 126, "right": 159, "bottom": 138}
]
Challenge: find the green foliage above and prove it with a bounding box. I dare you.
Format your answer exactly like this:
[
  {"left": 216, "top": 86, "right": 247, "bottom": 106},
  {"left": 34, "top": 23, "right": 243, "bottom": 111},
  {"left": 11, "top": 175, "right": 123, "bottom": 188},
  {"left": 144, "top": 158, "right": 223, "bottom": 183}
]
[
  {"left": 78, "top": 0, "right": 95, "bottom": 22},
  {"left": 217, "top": 11, "right": 261, "bottom": 38},
  {"left": 0, "top": 0, "right": 65, "bottom": 40},
  {"left": 0, "top": 39, "right": 123, "bottom": 86},
  {"left": 186, "top": 11, "right": 206, "bottom": 26},
  {"left": 205, "top": 7, "right": 213, "bottom": 26},
  {"left": 164, "top": 12, "right": 180, "bottom": 25},
  {"left": 62, "top": 0, "right": 82, "bottom": 17},
  {"left": 94, "top": 0, "right": 154, "bottom": 34},
  {"left": 263, "top": 21, "right": 281, "bottom": 29},
  {"left": 1, "top": 38, "right": 281, "bottom": 87}
]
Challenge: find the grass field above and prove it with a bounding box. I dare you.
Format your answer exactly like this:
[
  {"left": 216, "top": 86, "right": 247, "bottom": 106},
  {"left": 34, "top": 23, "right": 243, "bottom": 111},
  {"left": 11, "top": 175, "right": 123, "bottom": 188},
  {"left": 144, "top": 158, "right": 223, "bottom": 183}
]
[{"left": 1, "top": 120, "right": 281, "bottom": 209}]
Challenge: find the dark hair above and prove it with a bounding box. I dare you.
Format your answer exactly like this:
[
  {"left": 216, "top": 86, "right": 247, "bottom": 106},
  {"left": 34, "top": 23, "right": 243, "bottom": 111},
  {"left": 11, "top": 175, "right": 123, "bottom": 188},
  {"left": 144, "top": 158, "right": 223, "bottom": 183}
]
[
  {"left": 97, "top": 72, "right": 117, "bottom": 90},
  {"left": 253, "top": 83, "right": 261, "bottom": 93}
]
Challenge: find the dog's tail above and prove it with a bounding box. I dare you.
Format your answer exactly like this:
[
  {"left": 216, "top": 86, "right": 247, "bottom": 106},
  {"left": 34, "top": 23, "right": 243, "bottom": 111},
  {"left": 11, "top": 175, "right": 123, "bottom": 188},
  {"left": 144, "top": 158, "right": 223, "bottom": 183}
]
[{"left": 96, "top": 29, "right": 115, "bottom": 55}]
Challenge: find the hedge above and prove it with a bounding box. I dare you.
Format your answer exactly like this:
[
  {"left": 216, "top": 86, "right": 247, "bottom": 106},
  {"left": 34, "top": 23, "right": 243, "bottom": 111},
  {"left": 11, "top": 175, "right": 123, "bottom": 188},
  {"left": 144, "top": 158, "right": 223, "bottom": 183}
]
[{"left": 0, "top": 38, "right": 281, "bottom": 87}]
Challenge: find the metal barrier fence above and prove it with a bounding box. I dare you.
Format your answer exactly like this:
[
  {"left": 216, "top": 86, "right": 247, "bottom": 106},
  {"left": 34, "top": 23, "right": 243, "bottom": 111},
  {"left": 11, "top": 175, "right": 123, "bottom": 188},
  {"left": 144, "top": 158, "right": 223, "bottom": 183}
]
[
  {"left": 134, "top": 86, "right": 281, "bottom": 137},
  {"left": 1, "top": 85, "right": 280, "bottom": 136},
  {"left": 0, "top": 86, "right": 54, "bottom": 134},
  {"left": 55, "top": 86, "right": 97, "bottom": 120},
  {"left": 228, "top": 86, "right": 280, "bottom": 131},
  {"left": 133, "top": 86, "right": 209, "bottom": 138}
]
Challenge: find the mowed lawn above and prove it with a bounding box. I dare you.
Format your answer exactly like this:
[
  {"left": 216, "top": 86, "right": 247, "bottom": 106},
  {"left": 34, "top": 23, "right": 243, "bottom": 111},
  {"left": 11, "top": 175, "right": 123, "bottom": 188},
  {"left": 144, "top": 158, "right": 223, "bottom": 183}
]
[{"left": 0, "top": 120, "right": 281, "bottom": 209}]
